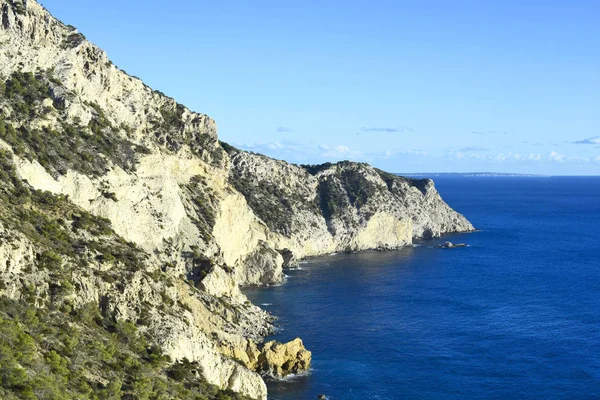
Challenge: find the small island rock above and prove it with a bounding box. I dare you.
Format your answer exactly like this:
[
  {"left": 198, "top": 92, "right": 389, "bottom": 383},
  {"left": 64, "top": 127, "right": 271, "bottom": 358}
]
[{"left": 437, "top": 241, "right": 467, "bottom": 248}]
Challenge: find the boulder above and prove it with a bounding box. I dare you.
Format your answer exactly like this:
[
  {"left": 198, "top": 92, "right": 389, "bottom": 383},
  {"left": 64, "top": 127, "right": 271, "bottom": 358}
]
[{"left": 257, "top": 338, "right": 311, "bottom": 377}]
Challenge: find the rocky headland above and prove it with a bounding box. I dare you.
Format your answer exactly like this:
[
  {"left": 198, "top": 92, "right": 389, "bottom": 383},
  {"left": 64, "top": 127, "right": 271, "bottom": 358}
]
[{"left": 0, "top": 1, "right": 473, "bottom": 398}]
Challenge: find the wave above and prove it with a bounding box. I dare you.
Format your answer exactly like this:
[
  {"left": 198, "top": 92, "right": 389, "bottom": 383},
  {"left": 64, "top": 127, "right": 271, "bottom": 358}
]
[{"left": 265, "top": 368, "right": 312, "bottom": 382}]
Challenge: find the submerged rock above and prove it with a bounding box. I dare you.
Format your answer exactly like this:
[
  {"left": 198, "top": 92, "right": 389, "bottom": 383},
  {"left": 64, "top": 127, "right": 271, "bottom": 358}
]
[
  {"left": 257, "top": 338, "right": 311, "bottom": 377},
  {"left": 437, "top": 241, "right": 467, "bottom": 248}
]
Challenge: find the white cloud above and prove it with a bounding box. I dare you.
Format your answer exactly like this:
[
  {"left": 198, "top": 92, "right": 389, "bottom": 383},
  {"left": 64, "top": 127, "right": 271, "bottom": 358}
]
[
  {"left": 276, "top": 126, "right": 294, "bottom": 133},
  {"left": 548, "top": 151, "right": 565, "bottom": 162},
  {"left": 233, "top": 140, "right": 598, "bottom": 173},
  {"left": 573, "top": 136, "right": 600, "bottom": 145},
  {"left": 318, "top": 144, "right": 366, "bottom": 160},
  {"left": 447, "top": 149, "right": 546, "bottom": 163},
  {"left": 358, "top": 126, "right": 414, "bottom": 134},
  {"left": 460, "top": 146, "right": 490, "bottom": 152},
  {"left": 237, "top": 140, "right": 303, "bottom": 153}
]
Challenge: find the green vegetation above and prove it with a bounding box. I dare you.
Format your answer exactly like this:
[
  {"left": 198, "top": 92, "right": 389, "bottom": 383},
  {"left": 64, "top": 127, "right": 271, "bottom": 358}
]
[
  {"left": 226, "top": 155, "right": 341, "bottom": 236},
  {"left": 159, "top": 103, "right": 185, "bottom": 132},
  {"left": 0, "top": 71, "right": 149, "bottom": 178},
  {"left": 192, "top": 253, "right": 215, "bottom": 283},
  {"left": 218, "top": 141, "right": 237, "bottom": 155},
  {"left": 151, "top": 103, "right": 186, "bottom": 154},
  {"left": 194, "top": 133, "right": 225, "bottom": 167},
  {"left": 101, "top": 190, "right": 118, "bottom": 202},
  {"left": 338, "top": 168, "right": 377, "bottom": 209},
  {"left": 1, "top": 70, "right": 54, "bottom": 118},
  {"left": 0, "top": 149, "right": 144, "bottom": 276},
  {"left": 315, "top": 178, "right": 347, "bottom": 221},
  {"left": 0, "top": 297, "right": 250, "bottom": 400},
  {"left": 0, "top": 69, "right": 220, "bottom": 178},
  {"left": 62, "top": 32, "right": 86, "bottom": 49},
  {"left": 374, "top": 168, "right": 430, "bottom": 195},
  {"left": 375, "top": 169, "right": 398, "bottom": 191},
  {"left": 313, "top": 163, "right": 377, "bottom": 221},
  {"left": 184, "top": 176, "right": 217, "bottom": 243},
  {"left": 300, "top": 162, "right": 334, "bottom": 176},
  {"left": 0, "top": 151, "right": 251, "bottom": 400},
  {"left": 230, "top": 175, "right": 296, "bottom": 236},
  {"left": 8, "top": 0, "right": 26, "bottom": 15},
  {"left": 152, "top": 104, "right": 224, "bottom": 167}
]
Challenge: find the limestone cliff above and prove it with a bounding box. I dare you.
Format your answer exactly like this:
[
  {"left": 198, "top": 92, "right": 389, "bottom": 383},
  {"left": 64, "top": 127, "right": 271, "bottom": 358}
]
[
  {"left": 226, "top": 150, "right": 473, "bottom": 262},
  {"left": 0, "top": 0, "right": 473, "bottom": 398}
]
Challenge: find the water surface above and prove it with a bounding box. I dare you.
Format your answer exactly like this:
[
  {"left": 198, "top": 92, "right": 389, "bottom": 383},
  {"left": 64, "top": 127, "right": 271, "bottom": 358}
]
[{"left": 244, "top": 176, "right": 600, "bottom": 399}]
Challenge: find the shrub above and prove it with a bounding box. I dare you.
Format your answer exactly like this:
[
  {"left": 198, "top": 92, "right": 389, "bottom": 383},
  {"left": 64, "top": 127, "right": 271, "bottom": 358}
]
[
  {"left": 1, "top": 72, "right": 148, "bottom": 178},
  {"left": 62, "top": 32, "right": 86, "bottom": 49},
  {"left": 37, "top": 251, "right": 63, "bottom": 271},
  {"left": 0, "top": 297, "right": 252, "bottom": 399}
]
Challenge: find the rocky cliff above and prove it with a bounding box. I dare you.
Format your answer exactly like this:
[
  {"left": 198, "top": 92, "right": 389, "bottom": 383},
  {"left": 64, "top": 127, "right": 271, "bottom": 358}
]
[{"left": 0, "top": 1, "right": 473, "bottom": 398}]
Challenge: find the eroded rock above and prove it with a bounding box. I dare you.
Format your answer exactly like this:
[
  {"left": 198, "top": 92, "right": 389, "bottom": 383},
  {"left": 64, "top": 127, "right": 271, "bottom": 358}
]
[{"left": 257, "top": 338, "right": 312, "bottom": 377}]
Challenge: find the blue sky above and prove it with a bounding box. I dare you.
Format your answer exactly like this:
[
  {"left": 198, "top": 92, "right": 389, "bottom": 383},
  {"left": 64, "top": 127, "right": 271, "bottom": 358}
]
[{"left": 41, "top": 0, "right": 600, "bottom": 175}]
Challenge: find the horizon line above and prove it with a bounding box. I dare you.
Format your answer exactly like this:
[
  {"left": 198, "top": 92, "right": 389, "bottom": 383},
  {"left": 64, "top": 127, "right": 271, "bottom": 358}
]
[{"left": 395, "top": 172, "right": 600, "bottom": 177}]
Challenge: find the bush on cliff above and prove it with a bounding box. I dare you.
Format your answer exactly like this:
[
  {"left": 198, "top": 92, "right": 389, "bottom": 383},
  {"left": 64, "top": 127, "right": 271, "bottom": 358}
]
[
  {"left": 0, "top": 151, "right": 252, "bottom": 400},
  {"left": 0, "top": 71, "right": 148, "bottom": 178},
  {"left": 0, "top": 297, "right": 250, "bottom": 400}
]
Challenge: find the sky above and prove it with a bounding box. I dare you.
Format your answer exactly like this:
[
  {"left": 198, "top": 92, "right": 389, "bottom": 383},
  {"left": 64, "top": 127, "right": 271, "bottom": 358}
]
[{"left": 40, "top": 0, "right": 600, "bottom": 175}]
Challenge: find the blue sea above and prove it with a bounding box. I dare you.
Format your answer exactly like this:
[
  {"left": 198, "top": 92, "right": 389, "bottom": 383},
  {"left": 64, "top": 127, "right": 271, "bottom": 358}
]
[{"left": 244, "top": 176, "right": 600, "bottom": 400}]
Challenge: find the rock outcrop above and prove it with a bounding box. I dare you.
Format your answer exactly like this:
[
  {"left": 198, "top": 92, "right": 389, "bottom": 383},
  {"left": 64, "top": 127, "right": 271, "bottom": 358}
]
[
  {"left": 437, "top": 241, "right": 468, "bottom": 248},
  {"left": 257, "top": 338, "right": 312, "bottom": 378},
  {"left": 217, "top": 336, "right": 311, "bottom": 378},
  {"left": 227, "top": 151, "right": 473, "bottom": 263},
  {"left": 0, "top": 0, "right": 474, "bottom": 398}
]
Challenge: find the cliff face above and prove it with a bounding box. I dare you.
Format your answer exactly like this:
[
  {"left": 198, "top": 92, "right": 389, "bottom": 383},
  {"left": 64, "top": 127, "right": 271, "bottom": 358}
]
[
  {"left": 0, "top": 1, "right": 473, "bottom": 398},
  {"left": 227, "top": 150, "right": 472, "bottom": 261}
]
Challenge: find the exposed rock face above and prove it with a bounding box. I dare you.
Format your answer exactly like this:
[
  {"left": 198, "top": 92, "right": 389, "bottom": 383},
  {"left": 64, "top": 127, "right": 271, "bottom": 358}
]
[
  {"left": 257, "top": 338, "right": 312, "bottom": 378},
  {"left": 227, "top": 151, "right": 473, "bottom": 261},
  {"left": 217, "top": 337, "right": 311, "bottom": 378},
  {"left": 0, "top": 0, "right": 473, "bottom": 398}
]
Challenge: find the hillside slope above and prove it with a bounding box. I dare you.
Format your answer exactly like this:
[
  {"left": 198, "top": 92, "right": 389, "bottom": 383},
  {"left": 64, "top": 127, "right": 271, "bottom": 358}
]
[{"left": 0, "top": 0, "right": 473, "bottom": 398}]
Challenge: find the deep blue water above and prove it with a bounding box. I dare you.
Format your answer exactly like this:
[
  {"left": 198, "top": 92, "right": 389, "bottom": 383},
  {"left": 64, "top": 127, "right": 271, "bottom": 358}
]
[{"left": 244, "top": 177, "right": 600, "bottom": 400}]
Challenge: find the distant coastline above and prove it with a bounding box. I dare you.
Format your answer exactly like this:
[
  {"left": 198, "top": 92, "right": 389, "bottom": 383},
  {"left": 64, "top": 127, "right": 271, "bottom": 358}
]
[{"left": 398, "top": 172, "right": 552, "bottom": 178}]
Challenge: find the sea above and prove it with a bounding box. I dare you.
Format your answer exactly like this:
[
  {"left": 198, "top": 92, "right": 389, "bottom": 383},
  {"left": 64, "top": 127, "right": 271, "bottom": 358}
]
[{"left": 243, "top": 176, "right": 600, "bottom": 400}]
